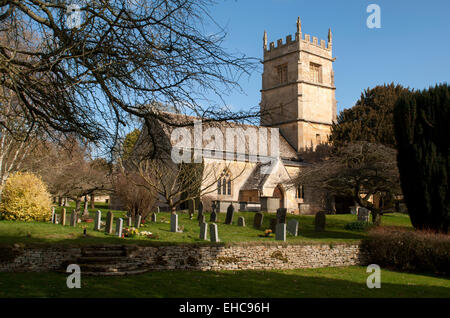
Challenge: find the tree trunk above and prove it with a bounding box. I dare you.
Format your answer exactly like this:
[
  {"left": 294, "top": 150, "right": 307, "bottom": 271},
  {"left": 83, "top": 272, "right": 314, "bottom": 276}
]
[
  {"left": 90, "top": 194, "right": 95, "bottom": 209},
  {"left": 75, "top": 197, "right": 81, "bottom": 212},
  {"left": 372, "top": 210, "right": 382, "bottom": 226}
]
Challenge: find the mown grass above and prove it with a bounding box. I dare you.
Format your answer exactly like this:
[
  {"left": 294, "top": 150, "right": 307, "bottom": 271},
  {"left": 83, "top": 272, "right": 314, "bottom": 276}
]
[
  {"left": 0, "top": 266, "right": 448, "bottom": 298},
  {"left": 0, "top": 202, "right": 413, "bottom": 246}
]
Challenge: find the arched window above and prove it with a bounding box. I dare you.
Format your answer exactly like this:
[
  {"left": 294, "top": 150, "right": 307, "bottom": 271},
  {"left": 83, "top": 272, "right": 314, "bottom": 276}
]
[
  {"left": 296, "top": 185, "right": 305, "bottom": 199},
  {"left": 217, "top": 169, "right": 232, "bottom": 196},
  {"left": 217, "top": 179, "right": 221, "bottom": 195}
]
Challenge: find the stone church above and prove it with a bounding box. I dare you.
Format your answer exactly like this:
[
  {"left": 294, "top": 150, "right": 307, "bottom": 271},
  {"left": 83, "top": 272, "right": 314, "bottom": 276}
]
[{"left": 140, "top": 18, "right": 336, "bottom": 214}]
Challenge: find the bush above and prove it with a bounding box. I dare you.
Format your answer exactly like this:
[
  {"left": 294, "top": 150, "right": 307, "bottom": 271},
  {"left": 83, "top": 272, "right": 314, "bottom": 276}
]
[
  {"left": 361, "top": 227, "right": 450, "bottom": 275},
  {"left": 344, "top": 221, "right": 372, "bottom": 231},
  {"left": 0, "top": 172, "right": 52, "bottom": 222}
]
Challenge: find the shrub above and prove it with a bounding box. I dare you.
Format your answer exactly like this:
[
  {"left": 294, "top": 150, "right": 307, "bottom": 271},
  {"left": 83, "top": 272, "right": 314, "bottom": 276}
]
[
  {"left": 344, "top": 221, "right": 372, "bottom": 231},
  {"left": 361, "top": 227, "right": 450, "bottom": 275},
  {"left": 0, "top": 172, "right": 52, "bottom": 222}
]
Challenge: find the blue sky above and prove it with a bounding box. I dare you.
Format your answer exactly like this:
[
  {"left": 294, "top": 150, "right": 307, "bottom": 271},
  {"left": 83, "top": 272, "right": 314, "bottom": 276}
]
[{"left": 208, "top": 0, "right": 450, "bottom": 114}]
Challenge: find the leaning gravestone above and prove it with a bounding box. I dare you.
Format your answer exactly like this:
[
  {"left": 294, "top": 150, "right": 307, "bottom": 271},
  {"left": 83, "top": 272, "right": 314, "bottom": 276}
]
[
  {"left": 170, "top": 213, "right": 181, "bottom": 232},
  {"left": 94, "top": 210, "right": 101, "bottom": 231},
  {"left": 61, "top": 208, "right": 67, "bottom": 226},
  {"left": 276, "top": 208, "right": 287, "bottom": 224},
  {"left": 224, "top": 204, "right": 234, "bottom": 224},
  {"left": 197, "top": 201, "right": 204, "bottom": 221},
  {"left": 209, "top": 223, "right": 219, "bottom": 242},
  {"left": 287, "top": 219, "right": 299, "bottom": 236},
  {"left": 127, "top": 216, "right": 132, "bottom": 227},
  {"left": 134, "top": 214, "right": 142, "bottom": 228},
  {"left": 237, "top": 216, "right": 246, "bottom": 227},
  {"left": 51, "top": 207, "right": 55, "bottom": 223},
  {"left": 315, "top": 211, "right": 326, "bottom": 232},
  {"left": 105, "top": 212, "right": 114, "bottom": 234},
  {"left": 199, "top": 222, "right": 208, "bottom": 240},
  {"left": 253, "top": 212, "right": 264, "bottom": 229},
  {"left": 269, "top": 218, "right": 277, "bottom": 233},
  {"left": 276, "top": 223, "right": 286, "bottom": 241},
  {"left": 210, "top": 211, "right": 217, "bottom": 222},
  {"left": 357, "top": 207, "right": 371, "bottom": 222},
  {"left": 116, "top": 218, "right": 123, "bottom": 237},
  {"left": 151, "top": 213, "right": 157, "bottom": 222},
  {"left": 70, "top": 211, "right": 77, "bottom": 227}
]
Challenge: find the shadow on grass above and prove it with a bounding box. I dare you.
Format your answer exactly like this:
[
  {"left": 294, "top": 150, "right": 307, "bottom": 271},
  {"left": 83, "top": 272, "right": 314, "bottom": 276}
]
[{"left": 0, "top": 268, "right": 448, "bottom": 298}]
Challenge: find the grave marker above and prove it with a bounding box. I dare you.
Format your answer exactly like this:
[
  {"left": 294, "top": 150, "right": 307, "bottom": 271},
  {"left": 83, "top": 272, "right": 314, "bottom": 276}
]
[
  {"left": 237, "top": 216, "right": 246, "bottom": 227},
  {"left": 253, "top": 212, "right": 264, "bottom": 229},
  {"left": 224, "top": 204, "right": 234, "bottom": 224},
  {"left": 210, "top": 211, "right": 217, "bottom": 222},
  {"left": 315, "top": 211, "right": 326, "bottom": 232},
  {"left": 134, "top": 214, "right": 142, "bottom": 228},
  {"left": 116, "top": 218, "right": 123, "bottom": 237},
  {"left": 94, "top": 210, "right": 101, "bottom": 231},
  {"left": 275, "top": 223, "right": 286, "bottom": 241},
  {"left": 61, "top": 208, "right": 66, "bottom": 226},
  {"left": 276, "top": 208, "right": 287, "bottom": 224},
  {"left": 105, "top": 211, "right": 114, "bottom": 234},
  {"left": 199, "top": 222, "right": 208, "bottom": 240},
  {"left": 209, "top": 223, "right": 219, "bottom": 242},
  {"left": 287, "top": 219, "right": 298, "bottom": 236}
]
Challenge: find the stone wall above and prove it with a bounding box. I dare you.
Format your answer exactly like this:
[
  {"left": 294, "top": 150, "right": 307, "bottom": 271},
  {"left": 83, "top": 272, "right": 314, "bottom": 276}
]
[{"left": 0, "top": 243, "right": 366, "bottom": 272}]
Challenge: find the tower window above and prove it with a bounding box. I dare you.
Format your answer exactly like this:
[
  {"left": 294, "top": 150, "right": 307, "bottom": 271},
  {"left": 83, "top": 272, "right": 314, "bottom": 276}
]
[
  {"left": 310, "top": 62, "right": 322, "bottom": 83},
  {"left": 316, "top": 134, "right": 321, "bottom": 144},
  {"left": 296, "top": 185, "right": 305, "bottom": 199},
  {"left": 277, "top": 64, "right": 288, "bottom": 84},
  {"left": 218, "top": 170, "right": 232, "bottom": 196}
]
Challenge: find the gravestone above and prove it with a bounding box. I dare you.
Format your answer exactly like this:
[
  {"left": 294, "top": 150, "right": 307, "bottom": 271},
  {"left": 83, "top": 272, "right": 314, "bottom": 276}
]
[
  {"left": 127, "top": 216, "right": 132, "bottom": 227},
  {"left": 287, "top": 219, "right": 298, "bottom": 236},
  {"left": 315, "top": 211, "right": 326, "bottom": 232},
  {"left": 357, "top": 207, "right": 371, "bottom": 222},
  {"left": 237, "top": 216, "right": 246, "bottom": 227},
  {"left": 224, "top": 204, "right": 234, "bottom": 224},
  {"left": 94, "top": 210, "right": 101, "bottom": 231},
  {"left": 51, "top": 207, "right": 55, "bottom": 223},
  {"left": 210, "top": 211, "right": 217, "bottom": 222},
  {"left": 275, "top": 223, "right": 286, "bottom": 241},
  {"left": 105, "top": 211, "right": 114, "bottom": 234},
  {"left": 170, "top": 213, "right": 181, "bottom": 232},
  {"left": 199, "top": 222, "right": 208, "bottom": 240},
  {"left": 211, "top": 201, "right": 217, "bottom": 213},
  {"left": 134, "top": 214, "right": 142, "bottom": 228},
  {"left": 116, "top": 218, "right": 123, "bottom": 237},
  {"left": 61, "top": 208, "right": 66, "bottom": 226},
  {"left": 197, "top": 201, "right": 204, "bottom": 221},
  {"left": 209, "top": 223, "right": 219, "bottom": 242},
  {"left": 151, "top": 213, "right": 157, "bottom": 222},
  {"left": 156, "top": 206, "right": 160, "bottom": 213},
  {"left": 276, "top": 208, "right": 287, "bottom": 224},
  {"left": 54, "top": 215, "right": 59, "bottom": 224},
  {"left": 269, "top": 218, "right": 277, "bottom": 233},
  {"left": 70, "top": 211, "right": 77, "bottom": 227},
  {"left": 198, "top": 214, "right": 205, "bottom": 225},
  {"left": 253, "top": 212, "right": 264, "bottom": 229},
  {"left": 83, "top": 200, "right": 89, "bottom": 217},
  {"left": 188, "top": 199, "right": 195, "bottom": 219}
]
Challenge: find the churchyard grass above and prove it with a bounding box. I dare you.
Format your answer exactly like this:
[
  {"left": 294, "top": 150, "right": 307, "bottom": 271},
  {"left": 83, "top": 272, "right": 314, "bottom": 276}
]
[
  {"left": 0, "top": 266, "right": 448, "bottom": 298},
  {"left": 0, "top": 201, "right": 412, "bottom": 246}
]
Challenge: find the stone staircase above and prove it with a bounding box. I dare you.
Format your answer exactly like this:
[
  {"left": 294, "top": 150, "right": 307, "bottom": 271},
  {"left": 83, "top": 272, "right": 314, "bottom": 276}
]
[{"left": 64, "top": 245, "right": 149, "bottom": 276}]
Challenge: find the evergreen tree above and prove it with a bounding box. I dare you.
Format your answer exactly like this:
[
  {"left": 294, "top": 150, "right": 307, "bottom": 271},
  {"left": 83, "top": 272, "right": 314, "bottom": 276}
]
[
  {"left": 393, "top": 83, "right": 449, "bottom": 233},
  {"left": 330, "top": 83, "right": 411, "bottom": 148}
]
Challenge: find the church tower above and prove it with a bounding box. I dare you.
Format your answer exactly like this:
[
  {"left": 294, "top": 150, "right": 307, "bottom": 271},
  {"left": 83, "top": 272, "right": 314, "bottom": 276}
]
[{"left": 260, "top": 18, "right": 337, "bottom": 151}]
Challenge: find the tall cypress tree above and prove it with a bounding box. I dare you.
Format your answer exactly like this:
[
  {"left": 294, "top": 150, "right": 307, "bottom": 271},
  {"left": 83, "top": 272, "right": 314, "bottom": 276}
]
[{"left": 393, "top": 83, "right": 449, "bottom": 233}]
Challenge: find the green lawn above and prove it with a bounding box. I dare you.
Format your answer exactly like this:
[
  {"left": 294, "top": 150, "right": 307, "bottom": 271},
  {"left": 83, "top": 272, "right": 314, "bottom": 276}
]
[
  {"left": 0, "top": 202, "right": 413, "bottom": 246},
  {"left": 0, "top": 266, "right": 448, "bottom": 298}
]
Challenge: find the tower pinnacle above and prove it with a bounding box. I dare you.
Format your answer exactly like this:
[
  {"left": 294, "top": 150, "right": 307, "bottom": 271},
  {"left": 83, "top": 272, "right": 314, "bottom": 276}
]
[
  {"left": 296, "top": 17, "right": 301, "bottom": 34},
  {"left": 263, "top": 30, "right": 267, "bottom": 50},
  {"left": 328, "top": 28, "right": 332, "bottom": 43}
]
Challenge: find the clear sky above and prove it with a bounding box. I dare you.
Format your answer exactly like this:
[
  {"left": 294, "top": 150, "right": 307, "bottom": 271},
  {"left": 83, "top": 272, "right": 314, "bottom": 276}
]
[{"left": 208, "top": 0, "right": 450, "bottom": 114}]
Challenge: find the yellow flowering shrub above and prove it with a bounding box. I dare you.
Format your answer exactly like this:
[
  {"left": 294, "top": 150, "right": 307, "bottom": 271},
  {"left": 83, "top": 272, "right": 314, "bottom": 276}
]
[{"left": 0, "top": 172, "right": 52, "bottom": 222}]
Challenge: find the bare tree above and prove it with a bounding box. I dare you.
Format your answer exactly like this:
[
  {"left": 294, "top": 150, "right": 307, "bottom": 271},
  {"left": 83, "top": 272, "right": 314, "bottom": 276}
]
[
  {"left": 293, "top": 142, "right": 401, "bottom": 225},
  {"left": 0, "top": 1, "right": 258, "bottom": 154}
]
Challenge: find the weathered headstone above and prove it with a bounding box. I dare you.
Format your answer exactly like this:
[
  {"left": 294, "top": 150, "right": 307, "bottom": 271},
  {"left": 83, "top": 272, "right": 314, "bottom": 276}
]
[
  {"left": 237, "top": 216, "right": 246, "bottom": 227},
  {"left": 83, "top": 200, "right": 89, "bottom": 217},
  {"left": 170, "top": 213, "right": 181, "bottom": 232},
  {"left": 210, "top": 211, "right": 217, "bottom": 222},
  {"left": 54, "top": 215, "right": 59, "bottom": 224},
  {"left": 198, "top": 214, "right": 205, "bottom": 225},
  {"left": 357, "top": 207, "right": 371, "bottom": 222},
  {"left": 209, "top": 223, "right": 219, "bottom": 242},
  {"left": 314, "top": 211, "right": 326, "bottom": 232},
  {"left": 287, "top": 219, "right": 298, "bottom": 236},
  {"left": 156, "top": 206, "right": 160, "bottom": 213},
  {"left": 105, "top": 212, "right": 114, "bottom": 234},
  {"left": 276, "top": 208, "right": 287, "bottom": 224},
  {"left": 61, "top": 208, "right": 66, "bottom": 226},
  {"left": 127, "top": 216, "right": 132, "bottom": 227},
  {"left": 275, "top": 223, "right": 286, "bottom": 241},
  {"left": 253, "top": 212, "right": 264, "bottom": 229},
  {"left": 70, "top": 211, "right": 78, "bottom": 227},
  {"left": 270, "top": 218, "right": 277, "bottom": 233},
  {"left": 151, "top": 213, "right": 157, "bottom": 222},
  {"left": 197, "top": 201, "right": 204, "bottom": 221},
  {"left": 134, "top": 214, "right": 142, "bottom": 228},
  {"left": 94, "top": 210, "right": 101, "bottom": 231},
  {"left": 51, "top": 207, "right": 55, "bottom": 223},
  {"left": 224, "top": 204, "right": 234, "bottom": 224},
  {"left": 199, "top": 222, "right": 208, "bottom": 240},
  {"left": 116, "top": 218, "right": 123, "bottom": 237}
]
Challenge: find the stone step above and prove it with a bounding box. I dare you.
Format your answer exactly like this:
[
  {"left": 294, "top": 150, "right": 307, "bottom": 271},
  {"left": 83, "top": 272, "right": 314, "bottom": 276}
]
[
  {"left": 81, "top": 268, "right": 150, "bottom": 276},
  {"left": 81, "top": 245, "right": 126, "bottom": 251},
  {"left": 79, "top": 263, "right": 145, "bottom": 273}
]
